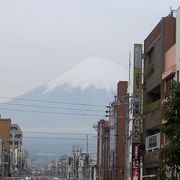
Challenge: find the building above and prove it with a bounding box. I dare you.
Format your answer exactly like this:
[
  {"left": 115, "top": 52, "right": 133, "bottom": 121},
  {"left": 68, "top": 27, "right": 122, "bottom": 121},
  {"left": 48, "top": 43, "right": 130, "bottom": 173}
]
[
  {"left": 109, "top": 101, "right": 117, "bottom": 180},
  {"left": 116, "top": 81, "right": 128, "bottom": 180},
  {"left": 66, "top": 156, "right": 74, "bottom": 179},
  {"left": 9, "top": 124, "right": 23, "bottom": 176},
  {"left": 78, "top": 152, "right": 90, "bottom": 180},
  {"left": 96, "top": 81, "right": 128, "bottom": 180},
  {"left": 0, "top": 118, "right": 11, "bottom": 177},
  {"left": 143, "top": 14, "right": 176, "bottom": 177},
  {"left": 96, "top": 119, "right": 110, "bottom": 180},
  {"left": 0, "top": 118, "right": 26, "bottom": 178}
]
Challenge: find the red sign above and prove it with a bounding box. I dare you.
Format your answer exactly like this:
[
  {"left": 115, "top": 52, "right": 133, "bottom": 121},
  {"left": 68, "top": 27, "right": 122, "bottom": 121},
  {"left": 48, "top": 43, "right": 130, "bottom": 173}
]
[{"left": 132, "top": 143, "right": 140, "bottom": 180}]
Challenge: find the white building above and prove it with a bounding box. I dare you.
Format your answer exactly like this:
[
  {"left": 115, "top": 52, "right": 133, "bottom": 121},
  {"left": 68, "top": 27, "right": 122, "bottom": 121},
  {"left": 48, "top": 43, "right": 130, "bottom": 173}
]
[{"left": 9, "top": 124, "right": 23, "bottom": 176}]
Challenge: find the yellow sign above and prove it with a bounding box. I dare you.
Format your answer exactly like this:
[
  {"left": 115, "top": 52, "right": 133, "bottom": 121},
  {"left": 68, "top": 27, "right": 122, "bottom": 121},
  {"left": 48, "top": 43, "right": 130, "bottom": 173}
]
[
  {"left": 133, "top": 44, "right": 142, "bottom": 95},
  {"left": 134, "top": 69, "right": 142, "bottom": 94}
]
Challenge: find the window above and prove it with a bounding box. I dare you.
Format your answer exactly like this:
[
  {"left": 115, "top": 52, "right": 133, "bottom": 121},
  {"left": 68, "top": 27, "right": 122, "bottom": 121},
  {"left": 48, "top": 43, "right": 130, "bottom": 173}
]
[
  {"left": 147, "top": 47, "right": 154, "bottom": 64},
  {"left": 145, "top": 133, "right": 160, "bottom": 151},
  {"left": 149, "top": 136, "right": 157, "bottom": 148},
  {"left": 166, "top": 75, "right": 174, "bottom": 97}
]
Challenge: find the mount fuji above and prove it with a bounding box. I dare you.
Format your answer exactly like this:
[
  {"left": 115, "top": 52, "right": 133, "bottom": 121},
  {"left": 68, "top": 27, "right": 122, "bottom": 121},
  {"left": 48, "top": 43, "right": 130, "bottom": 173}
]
[
  {"left": 44, "top": 57, "right": 128, "bottom": 93},
  {"left": 0, "top": 57, "right": 128, "bottom": 155}
]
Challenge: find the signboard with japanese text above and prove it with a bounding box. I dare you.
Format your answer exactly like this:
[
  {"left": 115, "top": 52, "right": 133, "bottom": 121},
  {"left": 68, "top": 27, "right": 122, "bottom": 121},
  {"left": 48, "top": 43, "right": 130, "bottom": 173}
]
[
  {"left": 132, "top": 118, "right": 141, "bottom": 143},
  {"left": 131, "top": 44, "right": 142, "bottom": 180},
  {"left": 133, "top": 44, "right": 142, "bottom": 95},
  {"left": 131, "top": 143, "right": 141, "bottom": 180}
]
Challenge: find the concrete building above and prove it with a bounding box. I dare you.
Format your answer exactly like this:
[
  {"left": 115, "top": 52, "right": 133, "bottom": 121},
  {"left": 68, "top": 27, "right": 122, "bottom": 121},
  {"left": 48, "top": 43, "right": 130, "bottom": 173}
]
[
  {"left": 109, "top": 102, "right": 117, "bottom": 180},
  {"left": 66, "top": 156, "right": 74, "bottom": 179},
  {"left": 143, "top": 14, "right": 176, "bottom": 177},
  {"left": 9, "top": 124, "right": 23, "bottom": 176},
  {"left": 96, "top": 119, "right": 110, "bottom": 180},
  {"left": 78, "top": 152, "right": 90, "bottom": 180}
]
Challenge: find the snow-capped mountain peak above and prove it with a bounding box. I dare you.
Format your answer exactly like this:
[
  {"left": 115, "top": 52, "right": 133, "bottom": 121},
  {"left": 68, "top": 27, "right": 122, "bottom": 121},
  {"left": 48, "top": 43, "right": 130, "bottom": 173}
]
[{"left": 44, "top": 57, "right": 128, "bottom": 93}]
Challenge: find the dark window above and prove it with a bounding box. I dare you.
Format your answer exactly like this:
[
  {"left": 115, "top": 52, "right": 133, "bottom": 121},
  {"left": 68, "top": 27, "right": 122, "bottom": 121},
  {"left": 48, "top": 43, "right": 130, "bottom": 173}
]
[
  {"left": 147, "top": 47, "right": 154, "bottom": 64},
  {"left": 166, "top": 75, "right": 174, "bottom": 97}
]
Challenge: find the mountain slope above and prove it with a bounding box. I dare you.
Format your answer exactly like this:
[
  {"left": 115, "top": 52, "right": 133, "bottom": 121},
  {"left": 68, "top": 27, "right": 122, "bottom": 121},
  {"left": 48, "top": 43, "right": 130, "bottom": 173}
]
[
  {"left": 0, "top": 57, "right": 128, "bottom": 154},
  {"left": 44, "top": 57, "right": 128, "bottom": 93}
]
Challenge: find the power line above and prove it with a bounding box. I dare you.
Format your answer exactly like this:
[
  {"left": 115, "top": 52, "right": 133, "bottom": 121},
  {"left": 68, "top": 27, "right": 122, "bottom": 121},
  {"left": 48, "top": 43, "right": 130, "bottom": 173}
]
[
  {"left": 1, "top": 102, "right": 105, "bottom": 112},
  {"left": 23, "top": 144, "right": 97, "bottom": 150},
  {"left": 0, "top": 96, "right": 106, "bottom": 107},
  {"left": 23, "top": 136, "right": 96, "bottom": 141},
  {"left": 23, "top": 131, "right": 96, "bottom": 136},
  {"left": 0, "top": 107, "right": 104, "bottom": 117}
]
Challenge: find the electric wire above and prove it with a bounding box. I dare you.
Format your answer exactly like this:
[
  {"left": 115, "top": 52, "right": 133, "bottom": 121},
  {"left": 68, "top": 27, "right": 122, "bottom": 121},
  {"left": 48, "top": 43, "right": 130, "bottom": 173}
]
[
  {"left": 0, "top": 107, "right": 104, "bottom": 117},
  {"left": 23, "top": 131, "right": 96, "bottom": 136},
  {"left": 1, "top": 102, "right": 105, "bottom": 112},
  {"left": 23, "top": 136, "right": 96, "bottom": 141},
  {"left": 0, "top": 96, "right": 106, "bottom": 107}
]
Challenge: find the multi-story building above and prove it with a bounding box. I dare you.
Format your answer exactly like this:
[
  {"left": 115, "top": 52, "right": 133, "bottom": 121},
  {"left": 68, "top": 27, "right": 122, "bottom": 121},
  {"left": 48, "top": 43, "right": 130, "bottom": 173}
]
[
  {"left": 116, "top": 81, "right": 128, "bottom": 180},
  {"left": 109, "top": 101, "right": 117, "bottom": 180},
  {"left": 96, "top": 119, "right": 110, "bottom": 180},
  {"left": 66, "top": 156, "right": 74, "bottom": 179},
  {"left": 9, "top": 123, "right": 23, "bottom": 176},
  {"left": 0, "top": 118, "right": 25, "bottom": 178},
  {"left": 143, "top": 14, "right": 176, "bottom": 177},
  {"left": 0, "top": 118, "right": 11, "bottom": 177},
  {"left": 96, "top": 81, "right": 128, "bottom": 180},
  {"left": 78, "top": 152, "right": 90, "bottom": 180}
]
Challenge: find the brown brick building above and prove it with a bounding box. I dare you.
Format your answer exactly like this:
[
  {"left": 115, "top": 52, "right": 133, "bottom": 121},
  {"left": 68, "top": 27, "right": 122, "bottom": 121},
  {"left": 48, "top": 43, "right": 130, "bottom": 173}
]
[
  {"left": 116, "top": 81, "right": 128, "bottom": 180},
  {"left": 96, "top": 81, "right": 128, "bottom": 180},
  {"left": 0, "top": 118, "right": 11, "bottom": 176}
]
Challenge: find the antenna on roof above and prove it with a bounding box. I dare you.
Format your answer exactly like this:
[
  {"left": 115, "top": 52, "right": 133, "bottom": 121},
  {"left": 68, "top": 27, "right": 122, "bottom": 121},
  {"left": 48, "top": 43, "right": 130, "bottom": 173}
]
[{"left": 168, "top": 6, "right": 175, "bottom": 17}]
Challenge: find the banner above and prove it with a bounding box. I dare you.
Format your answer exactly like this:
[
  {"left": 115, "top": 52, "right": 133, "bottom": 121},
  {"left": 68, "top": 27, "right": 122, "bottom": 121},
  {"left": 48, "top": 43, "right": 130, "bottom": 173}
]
[
  {"left": 131, "top": 143, "right": 141, "bottom": 180},
  {"left": 133, "top": 44, "right": 142, "bottom": 95},
  {"left": 132, "top": 44, "right": 142, "bottom": 180}
]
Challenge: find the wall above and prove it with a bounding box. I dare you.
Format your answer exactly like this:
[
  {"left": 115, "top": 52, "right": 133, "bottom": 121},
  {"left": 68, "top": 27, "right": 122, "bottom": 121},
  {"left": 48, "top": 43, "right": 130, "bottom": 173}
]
[{"left": 116, "top": 81, "right": 127, "bottom": 180}]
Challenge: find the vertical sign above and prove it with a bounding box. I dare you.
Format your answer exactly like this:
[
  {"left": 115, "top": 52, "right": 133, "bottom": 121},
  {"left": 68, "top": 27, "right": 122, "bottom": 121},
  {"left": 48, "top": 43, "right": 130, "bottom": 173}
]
[
  {"left": 132, "top": 44, "right": 142, "bottom": 180},
  {"left": 132, "top": 144, "right": 141, "bottom": 180},
  {"left": 134, "top": 44, "right": 142, "bottom": 95}
]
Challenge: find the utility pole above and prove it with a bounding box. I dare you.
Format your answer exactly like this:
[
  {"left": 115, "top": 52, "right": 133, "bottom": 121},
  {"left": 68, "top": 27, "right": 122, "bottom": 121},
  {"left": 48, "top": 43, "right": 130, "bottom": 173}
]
[
  {"left": 125, "top": 93, "right": 130, "bottom": 180},
  {"left": 86, "top": 134, "right": 88, "bottom": 154},
  {"left": 12, "top": 132, "right": 15, "bottom": 177}
]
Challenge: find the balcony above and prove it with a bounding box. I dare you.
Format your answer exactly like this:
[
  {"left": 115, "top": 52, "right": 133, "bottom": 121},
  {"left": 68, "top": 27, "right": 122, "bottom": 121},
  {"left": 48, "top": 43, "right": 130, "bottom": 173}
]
[
  {"left": 162, "top": 45, "right": 176, "bottom": 80},
  {"left": 144, "top": 100, "right": 161, "bottom": 114},
  {"left": 143, "top": 150, "right": 160, "bottom": 167},
  {"left": 144, "top": 109, "right": 161, "bottom": 130},
  {"left": 144, "top": 61, "right": 162, "bottom": 93}
]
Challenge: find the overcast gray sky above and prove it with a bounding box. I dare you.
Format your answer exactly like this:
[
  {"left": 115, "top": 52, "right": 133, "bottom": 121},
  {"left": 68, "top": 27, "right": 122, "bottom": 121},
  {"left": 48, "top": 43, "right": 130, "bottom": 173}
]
[{"left": 0, "top": 0, "right": 179, "bottom": 98}]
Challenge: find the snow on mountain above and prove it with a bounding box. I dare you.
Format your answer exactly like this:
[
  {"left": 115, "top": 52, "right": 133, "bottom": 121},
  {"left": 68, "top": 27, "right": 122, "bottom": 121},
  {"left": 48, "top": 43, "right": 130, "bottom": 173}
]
[
  {"left": 44, "top": 57, "right": 128, "bottom": 93},
  {"left": 0, "top": 57, "right": 128, "bottom": 155}
]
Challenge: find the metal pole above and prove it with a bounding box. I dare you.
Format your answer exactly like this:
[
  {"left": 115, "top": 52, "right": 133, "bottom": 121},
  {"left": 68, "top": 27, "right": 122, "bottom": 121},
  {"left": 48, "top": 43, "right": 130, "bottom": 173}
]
[{"left": 125, "top": 94, "right": 130, "bottom": 180}]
